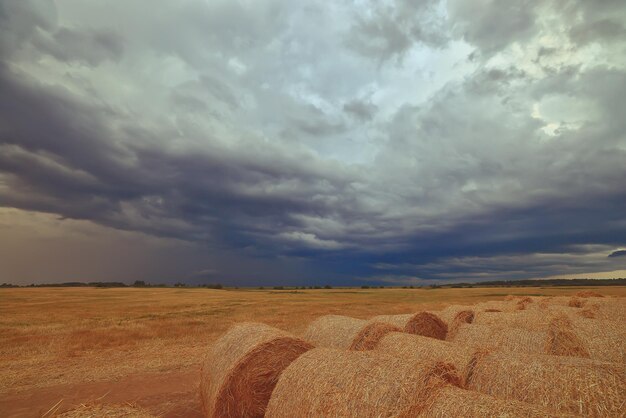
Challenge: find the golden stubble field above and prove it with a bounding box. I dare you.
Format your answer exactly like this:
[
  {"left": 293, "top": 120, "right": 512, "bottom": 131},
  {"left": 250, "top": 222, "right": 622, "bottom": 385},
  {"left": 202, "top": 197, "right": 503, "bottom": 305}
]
[{"left": 1, "top": 286, "right": 625, "bottom": 416}]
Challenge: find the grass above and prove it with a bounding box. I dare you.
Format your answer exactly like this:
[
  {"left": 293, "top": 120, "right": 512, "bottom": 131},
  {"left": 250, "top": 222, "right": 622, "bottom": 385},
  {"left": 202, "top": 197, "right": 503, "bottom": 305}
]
[{"left": 1, "top": 285, "right": 625, "bottom": 394}]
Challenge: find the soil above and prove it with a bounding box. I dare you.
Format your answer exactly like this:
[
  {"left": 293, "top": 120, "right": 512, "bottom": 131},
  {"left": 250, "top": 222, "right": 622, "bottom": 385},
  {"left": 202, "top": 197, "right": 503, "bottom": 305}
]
[{"left": 0, "top": 369, "right": 203, "bottom": 417}]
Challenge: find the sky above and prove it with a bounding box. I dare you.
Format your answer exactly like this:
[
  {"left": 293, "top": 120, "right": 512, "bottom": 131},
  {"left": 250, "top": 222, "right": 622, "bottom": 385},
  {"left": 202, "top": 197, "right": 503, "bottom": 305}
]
[{"left": 1, "top": 0, "right": 625, "bottom": 286}]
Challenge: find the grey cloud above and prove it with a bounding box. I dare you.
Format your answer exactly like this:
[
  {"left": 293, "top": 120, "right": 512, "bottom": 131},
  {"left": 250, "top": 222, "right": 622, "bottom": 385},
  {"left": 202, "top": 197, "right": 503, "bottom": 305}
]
[
  {"left": 569, "top": 19, "right": 626, "bottom": 45},
  {"left": 448, "top": 0, "right": 537, "bottom": 55},
  {"left": 343, "top": 99, "right": 377, "bottom": 121},
  {"left": 33, "top": 26, "right": 124, "bottom": 66},
  {"left": 345, "top": 0, "right": 449, "bottom": 62},
  {"left": 0, "top": 0, "right": 58, "bottom": 56},
  {"left": 608, "top": 250, "right": 626, "bottom": 258}
]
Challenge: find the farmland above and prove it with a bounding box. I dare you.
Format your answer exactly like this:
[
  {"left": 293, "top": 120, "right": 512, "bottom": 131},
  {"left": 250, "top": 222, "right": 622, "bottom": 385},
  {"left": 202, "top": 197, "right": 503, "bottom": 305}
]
[{"left": 1, "top": 286, "right": 625, "bottom": 417}]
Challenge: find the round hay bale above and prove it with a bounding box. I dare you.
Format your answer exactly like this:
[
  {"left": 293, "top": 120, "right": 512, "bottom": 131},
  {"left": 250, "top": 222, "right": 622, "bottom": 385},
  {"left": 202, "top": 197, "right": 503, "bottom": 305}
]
[
  {"left": 440, "top": 307, "right": 475, "bottom": 339},
  {"left": 450, "top": 323, "right": 550, "bottom": 355},
  {"left": 200, "top": 322, "right": 313, "bottom": 418},
  {"left": 574, "top": 290, "right": 604, "bottom": 298},
  {"left": 434, "top": 304, "right": 474, "bottom": 324},
  {"left": 302, "top": 315, "right": 400, "bottom": 350},
  {"left": 420, "top": 386, "right": 555, "bottom": 418},
  {"left": 369, "top": 313, "right": 414, "bottom": 329},
  {"left": 547, "top": 315, "right": 590, "bottom": 358},
  {"left": 583, "top": 298, "right": 626, "bottom": 321},
  {"left": 405, "top": 312, "right": 448, "bottom": 340},
  {"left": 566, "top": 317, "right": 626, "bottom": 363},
  {"left": 474, "top": 309, "right": 556, "bottom": 331},
  {"left": 568, "top": 297, "right": 585, "bottom": 308},
  {"left": 375, "top": 332, "right": 473, "bottom": 383},
  {"left": 372, "top": 312, "right": 448, "bottom": 340},
  {"left": 473, "top": 300, "right": 519, "bottom": 312},
  {"left": 265, "top": 348, "right": 461, "bottom": 418},
  {"left": 465, "top": 351, "right": 626, "bottom": 417}
]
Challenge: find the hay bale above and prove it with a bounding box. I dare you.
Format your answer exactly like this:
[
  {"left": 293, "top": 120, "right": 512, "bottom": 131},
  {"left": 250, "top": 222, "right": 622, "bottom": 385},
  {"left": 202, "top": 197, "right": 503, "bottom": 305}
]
[
  {"left": 567, "top": 317, "right": 626, "bottom": 363},
  {"left": 419, "top": 386, "right": 558, "bottom": 418},
  {"left": 302, "top": 315, "right": 400, "bottom": 350},
  {"left": 547, "top": 315, "right": 590, "bottom": 358},
  {"left": 265, "top": 348, "right": 461, "bottom": 418},
  {"left": 436, "top": 306, "right": 475, "bottom": 339},
  {"left": 474, "top": 309, "right": 556, "bottom": 331},
  {"left": 200, "top": 322, "right": 313, "bottom": 418},
  {"left": 583, "top": 298, "right": 626, "bottom": 321},
  {"left": 472, "top": 300, "right": 519, "bottom": 312},
  {"left": 56, "top": 403, "right": 154, "bottom": 417},
  {"left": 451, "top": 323, "right": 550, "bottom": 355},
  {"left": 574, "top": 290, "right": 605, "bottom": 298},
  {"left": 375, "top": 332, "right": 474, "bottom": 382},
  {"left": 372, "top": 312, "right": 448, "bottom": 340},
  {"left": 465, "top": 351, "right": 626, "bottom": 417},
  {"left": 378, "top": 333, "right": 617, "bottom": 416}
]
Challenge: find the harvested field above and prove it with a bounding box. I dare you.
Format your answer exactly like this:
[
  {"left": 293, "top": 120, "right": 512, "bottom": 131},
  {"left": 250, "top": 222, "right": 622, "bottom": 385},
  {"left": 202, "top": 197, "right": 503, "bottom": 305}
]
[{"left": 1, "top": 286, "right": 624, "bottom": 416}]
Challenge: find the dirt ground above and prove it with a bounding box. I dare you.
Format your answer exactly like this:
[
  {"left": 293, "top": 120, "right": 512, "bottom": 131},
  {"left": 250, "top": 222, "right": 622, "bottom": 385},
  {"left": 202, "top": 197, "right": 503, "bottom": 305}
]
[{"left": 1, "top": 286, "right": 625, "bottom": 417}]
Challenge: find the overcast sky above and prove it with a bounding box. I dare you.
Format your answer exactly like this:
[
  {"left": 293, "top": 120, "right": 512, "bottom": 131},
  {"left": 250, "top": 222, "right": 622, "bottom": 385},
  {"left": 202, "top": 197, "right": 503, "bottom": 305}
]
[{"left": 1, "top": 0, "right": 625, "bottom": 286}]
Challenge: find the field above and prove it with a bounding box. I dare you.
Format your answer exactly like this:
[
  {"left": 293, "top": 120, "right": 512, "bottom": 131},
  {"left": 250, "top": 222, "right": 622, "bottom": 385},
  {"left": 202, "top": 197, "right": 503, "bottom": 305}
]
[{"left": 1, "top": 286, "right": 625, "bottom": 417}]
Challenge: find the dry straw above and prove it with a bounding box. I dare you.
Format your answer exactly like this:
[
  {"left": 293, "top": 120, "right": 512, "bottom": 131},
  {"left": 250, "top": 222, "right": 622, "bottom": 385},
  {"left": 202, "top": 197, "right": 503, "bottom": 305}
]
[
  {"left": 419, "top": 386, "right": 558, "bottom": 418},
  {"left": 472, "top": 300, "right": 519, "bottom": 312},
  {"left": 55, "top": 403, "right": 154, "bottom": 418},
  {"left": 566, "top": 316, "right": 626, "bottom": 363},
  {"left": 465, "top": 351, "right": 626, "bottom": 417},
  {"left": 375, "top": 332, "right": 474, "bottom": 383},
  {"left": 302, "top": 315, "right": 401, "bottom": 350},
  {"left": 377, "top": 332, "right": 620, "bottom": 416},
  {"left": 371, "top": 311, "right": 448, "bottom": 340},
  {"left": 451, "top": 323, "right": 551, "bottom": 356},
  {"left": 200, "top": 322, "right": 313, "bottom": 418},
  {"left": 582, "top": 298, "right": 626, "bottom": 321},
  {"left": 473, "top": 309, "right": 556, "bottom": 331},
  {"left": 265, "top": 348, "right": 460, "bottom": 418},
  {"left": 547, "top": 315, "right": 590, "bottom": 358},
  {"left": 574, "top": 290, "right": 605, "bottom": 298}
]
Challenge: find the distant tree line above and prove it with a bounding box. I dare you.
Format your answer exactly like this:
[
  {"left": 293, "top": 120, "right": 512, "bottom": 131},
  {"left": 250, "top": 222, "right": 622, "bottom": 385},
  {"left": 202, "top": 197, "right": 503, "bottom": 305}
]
[{"left": 2, "top": 278, "right": 624, "bottom": 289}]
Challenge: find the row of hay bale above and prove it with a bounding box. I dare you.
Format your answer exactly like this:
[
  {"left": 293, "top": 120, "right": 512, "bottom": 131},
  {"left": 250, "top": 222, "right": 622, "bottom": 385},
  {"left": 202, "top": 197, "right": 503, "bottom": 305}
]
[{"left": 200, "top": 295, "right": 625, "bottom": 417}]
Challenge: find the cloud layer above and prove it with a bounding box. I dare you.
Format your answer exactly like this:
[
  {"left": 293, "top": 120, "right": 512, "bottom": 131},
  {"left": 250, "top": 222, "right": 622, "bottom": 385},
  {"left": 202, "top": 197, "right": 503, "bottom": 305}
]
[{"left": 1, "top": 0, "right": 625, "bottom": 284}]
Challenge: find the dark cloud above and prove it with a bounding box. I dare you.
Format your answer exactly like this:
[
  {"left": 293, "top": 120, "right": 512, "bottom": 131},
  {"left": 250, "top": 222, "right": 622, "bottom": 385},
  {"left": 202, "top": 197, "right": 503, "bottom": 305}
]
[
  {"left": 1, "top": 0, "right": 625, "bottom": 284},
  {"left": 608, "top": 250, "right": 626, "bottom": 258}
]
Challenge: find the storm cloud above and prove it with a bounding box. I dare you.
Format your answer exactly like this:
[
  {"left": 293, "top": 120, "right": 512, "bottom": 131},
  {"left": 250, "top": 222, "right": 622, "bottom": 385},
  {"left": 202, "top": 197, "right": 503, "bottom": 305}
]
[{"left": 1, "top": 0, "right": 625, "bottom": 285}]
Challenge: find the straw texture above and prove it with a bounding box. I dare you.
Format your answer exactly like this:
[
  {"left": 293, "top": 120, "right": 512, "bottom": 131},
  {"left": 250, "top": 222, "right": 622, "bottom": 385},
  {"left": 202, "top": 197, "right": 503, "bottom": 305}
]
[
  {"left": 372, "top": 312, "right": 448, "bottom": 340},
  {"left": 375, "top": 332, "right": 473, "bottom": 383},
  {"left": 200, "top": 322, "right": 313, "bottom": 418},
  {"left": 466, "top": 351, "right": 626, "bottom": 417},
  {"left": 265, "top": 348, "right": 460, "bottom": 418},
  {"left": 474, "top": 309, "right": 557, "bottom": 331},
  {"left": 567, "top": 317, "right": 626, "bottom": 363},
  {"left": 56, "top": 404, "right": 155, "bottom": 418},
  {"left": 451, "top": 323, "right": 550, "bottom": 355},
  {"left": 419, "top": 386, "right": 561, "bottom": 418},
  {"left": 472, "top": 300, "right": 519, "bottom": 312},
  {"left": 302, "top": 315, "right": 400, "bottom": 350}
]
